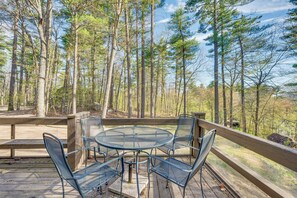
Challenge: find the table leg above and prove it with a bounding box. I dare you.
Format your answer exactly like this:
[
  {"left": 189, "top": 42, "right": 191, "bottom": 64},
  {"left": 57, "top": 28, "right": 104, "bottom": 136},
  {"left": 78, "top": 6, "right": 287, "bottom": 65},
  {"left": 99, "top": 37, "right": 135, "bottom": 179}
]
[
  {"left": 136, "top": 150, "right": 140, "bottom": 198},
  {"left": 128, "top": 163, "right": 133, "bottom": 183}
]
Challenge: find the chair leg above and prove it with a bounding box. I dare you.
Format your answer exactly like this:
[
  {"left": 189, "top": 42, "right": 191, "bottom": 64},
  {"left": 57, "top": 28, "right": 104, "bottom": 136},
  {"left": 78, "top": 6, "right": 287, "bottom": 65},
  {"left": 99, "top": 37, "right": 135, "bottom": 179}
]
[
  {"left": 147, "top": 172, "right": 151, "bottom": 197},
  {"left": 200, "top": 169, "right": 204, "bottom": 198},
  {"left": 147, "top": 156, "right": 151, "bottom": 198},
  {"left": 93, "top": 147, "right": 98, "bottom": 162},
  {"left": 136, "top": 151, "right": 140, "bottom": 198},
  {"left": 182, "top": 187, "right": 186, "bottom": 198},
  {"left": 120, "top": 173, "right": 123, "bottom": 198},
  {"left": 60, "top": 178, "right": 65, "bottom": 198}
]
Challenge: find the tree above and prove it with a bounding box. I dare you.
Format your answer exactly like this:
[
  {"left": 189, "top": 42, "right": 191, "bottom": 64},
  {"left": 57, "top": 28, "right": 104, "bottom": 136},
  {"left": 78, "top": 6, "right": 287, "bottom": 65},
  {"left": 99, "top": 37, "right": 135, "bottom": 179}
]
[
  {"left": 25, "top": 0, "right": 53, "bottom": 117},
  {"left": 231, "top": 14, "right": 259, "bottom": 132},
  {"left": 8, "top": 0, "right": 19, "bottom": 111},
  {"left": 283, "top": 0, "right": 297, "bottom": 56},
  {"left": 283, "top": 0, "right": 297, "bottom": 99},
  {"left": 186, "top": 0, "right": 221, "bottom": 123},
  {"left": 150, "top": 0, "right": 155, "bottom": 118},
  {"left": 245, "top": 30, "right": 285, "bottom": 135},
  {"left": 125, "top": 3, "right": 132, "bottom": 118},
  {"left": 0, "top": 28, "right": 8, "bottom": 106},
  {"left": 169, "top": 8, "right": 199, "bottom": 115},
  {"left": 102, "top": 0, "right": 124, "bottom": 118},
  {"left": 140, "top": 0, "right": 148, "bottom": 118}
]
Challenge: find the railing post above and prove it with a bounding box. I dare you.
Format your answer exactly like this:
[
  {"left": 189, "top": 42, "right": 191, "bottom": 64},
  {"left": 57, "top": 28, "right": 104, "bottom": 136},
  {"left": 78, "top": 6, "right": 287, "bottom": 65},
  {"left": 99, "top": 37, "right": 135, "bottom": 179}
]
[
  {"left": 67, "top": 112, "right": 90, "bottom": 170},
  {"left": 192, "top": 112, "right": 206, "bottom": 157},
  {"left": 11, "top": 124, "right": 15, "bottom": 158}
]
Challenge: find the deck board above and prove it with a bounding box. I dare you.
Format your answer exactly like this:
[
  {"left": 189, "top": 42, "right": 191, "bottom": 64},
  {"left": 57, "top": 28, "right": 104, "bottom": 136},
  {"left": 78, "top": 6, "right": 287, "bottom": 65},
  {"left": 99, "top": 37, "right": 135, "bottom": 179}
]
[{"left": 0, "top": 157, "right": 234, "bottom": 198}]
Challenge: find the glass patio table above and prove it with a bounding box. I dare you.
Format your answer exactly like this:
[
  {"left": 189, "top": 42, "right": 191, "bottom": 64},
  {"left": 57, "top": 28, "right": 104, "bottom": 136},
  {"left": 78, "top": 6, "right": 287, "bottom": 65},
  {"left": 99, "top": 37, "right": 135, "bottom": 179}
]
[{"left": 95, "top": 126, "right": 173, "bottom": 198}]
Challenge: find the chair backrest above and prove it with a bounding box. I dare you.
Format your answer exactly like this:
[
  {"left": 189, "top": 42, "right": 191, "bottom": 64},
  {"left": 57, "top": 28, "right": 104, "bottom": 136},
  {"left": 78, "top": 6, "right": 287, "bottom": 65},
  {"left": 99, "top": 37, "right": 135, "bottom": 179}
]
[
  {"left": 80, "top": 116, "right": 104, "bottom": 147},
  {"left": 43, "top": 133, "right": 80, "bottom": 191},
  {"left": 189, "top": 129, "right": 216, "bottom": 180},
  {"left": 174, "top": 114, "right": 196, "bottom": 145}
]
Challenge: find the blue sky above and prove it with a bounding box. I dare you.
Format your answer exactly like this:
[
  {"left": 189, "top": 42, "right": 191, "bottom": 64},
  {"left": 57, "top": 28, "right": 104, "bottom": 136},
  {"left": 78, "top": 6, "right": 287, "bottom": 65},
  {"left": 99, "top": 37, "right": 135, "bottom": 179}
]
[{"left": 153, "top": 0, "right": 296, "bottom": 86}]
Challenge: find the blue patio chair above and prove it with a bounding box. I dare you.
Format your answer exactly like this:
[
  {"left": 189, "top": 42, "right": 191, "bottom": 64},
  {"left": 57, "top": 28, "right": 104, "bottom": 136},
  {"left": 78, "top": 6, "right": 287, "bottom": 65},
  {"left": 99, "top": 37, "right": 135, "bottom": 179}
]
[
  {"left": 157, "top": 114, "right": 196, "bottom": 161},
  {"left": 80, "top": 116, "right": 119, "bottom": 164},
  {"left": 148, "top": 129, "right": 216, "bottom": 198},
  {"left": 43, "top": 133, "right": 124, "bottom": 198}
]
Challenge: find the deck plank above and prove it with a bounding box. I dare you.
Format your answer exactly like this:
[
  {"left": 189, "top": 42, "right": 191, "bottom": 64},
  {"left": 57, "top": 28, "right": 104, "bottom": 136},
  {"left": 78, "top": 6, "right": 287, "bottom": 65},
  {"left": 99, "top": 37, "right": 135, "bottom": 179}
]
[{"left": 0, "top": 157, "right": 233, "bottom": 198}]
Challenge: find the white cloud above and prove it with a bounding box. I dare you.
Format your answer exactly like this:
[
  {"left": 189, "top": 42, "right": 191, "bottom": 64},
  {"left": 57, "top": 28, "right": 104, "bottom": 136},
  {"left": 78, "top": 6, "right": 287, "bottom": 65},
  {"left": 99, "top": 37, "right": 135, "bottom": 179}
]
[
  {"left": 192, "top": 32, "right": 211, "bottom": 43},
  {"left": 164, "top": 0, "right": 186, "bottom": 13},
  {"left": 261, "top": 17, "right": 285, "bottom": 24},
  {"left": 155, "top": 18, "right": 171, "bottom": 24},
  {"left": 237, "top": 0, "right": 294, "bottom": 14}
]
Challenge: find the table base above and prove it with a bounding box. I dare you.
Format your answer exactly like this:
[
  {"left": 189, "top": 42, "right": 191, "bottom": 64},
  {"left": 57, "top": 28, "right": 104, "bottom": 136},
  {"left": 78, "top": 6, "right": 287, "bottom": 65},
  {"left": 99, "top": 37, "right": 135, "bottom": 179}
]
[{"left": 109, "top": 174, "right": 148, "bottom": 198}]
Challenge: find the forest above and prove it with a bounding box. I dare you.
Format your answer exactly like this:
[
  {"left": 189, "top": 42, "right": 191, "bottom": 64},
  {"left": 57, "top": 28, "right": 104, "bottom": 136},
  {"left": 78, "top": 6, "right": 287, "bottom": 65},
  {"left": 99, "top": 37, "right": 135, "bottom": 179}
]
[{"left": 0, "top": 0, "right": 296, "bottom": 143}]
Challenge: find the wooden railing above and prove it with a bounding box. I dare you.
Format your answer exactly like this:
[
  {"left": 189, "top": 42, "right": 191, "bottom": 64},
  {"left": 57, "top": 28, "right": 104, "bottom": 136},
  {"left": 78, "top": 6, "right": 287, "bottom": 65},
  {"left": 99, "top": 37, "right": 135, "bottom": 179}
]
[
  {"left": 196, "top": 117, "right": 297, "bottom": 198},
  {"left": 0, "top": 116, "right": 68, "bottom": 158},
  {"left": 0, "top": 112, "right": 296, "bottom": 197}
]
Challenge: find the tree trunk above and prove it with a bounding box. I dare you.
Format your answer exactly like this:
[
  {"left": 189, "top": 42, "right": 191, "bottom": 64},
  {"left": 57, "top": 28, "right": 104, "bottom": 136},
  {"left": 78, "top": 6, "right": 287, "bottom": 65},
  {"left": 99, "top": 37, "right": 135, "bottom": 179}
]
[
  {"left": 91, "top": 32, "right": 96, "bottom": 104},
  {"left": 125, "top": 6, "right": 132, "bottom": 118},
  {"left": 160, "top": 61, "right": 165, "bottom": 114},
  {"left": 44, "top": 0, "right": 52, "bottom": 114},
  {"left": 150, "top": 1, "right": 155, "bottom": 118},
  {"left": 140, "top": 2, "right": 146, "bottom": 118},
  {"left": 115, "top": 65, "right": 124, "bottom": 111},
  {"left": 62, "top": 51, "right": 70, "bottom": 114},
  {"left": 135, "top": 3, "right": 140, "bottom": 118},
  {"left": 182, "top": 37, "right": 186, "bottom": 115},
  {"left": 47, "top": 34, "right": 58, "bottom": 113},
  {"left": 108, "top": 67, "right": 114, "bottom": 110},
  {"left": 154, "top": 54, "right": 160, "bottom": 117},
  {"left": 99, "top": 66, "right": 105, "bottom": 104},
  {"left": 8, "top": 1, "right": 19, "bottom": 111},
  {"left": 255, "top": 84, "right": 260, "bottom": 136},
  {"left": 72, "top": 13, "right": 78, "bottom": 114},
  {"left": 17, "top": 17, "right": 25, "bottom": 111},
  {"left": 35, "top": 3, "right": 47, "bottom": 117},
  {"left": 221, "top": 28, "right": 227, "bottom": 126},
  {"left": 24, "top": 27, "right": 36, "bottom": 106},
  {"left": 213, "top": 0, "right": 219, "bottom": 123},
  {"left": 229, "top": 85, "right": 233, "bottom": 128},
  {"left": 239, "top": 36, "right": 247, "bottom": 132},
  {"left": 102, "top": 0, "right": 123, "bottom": 118}
]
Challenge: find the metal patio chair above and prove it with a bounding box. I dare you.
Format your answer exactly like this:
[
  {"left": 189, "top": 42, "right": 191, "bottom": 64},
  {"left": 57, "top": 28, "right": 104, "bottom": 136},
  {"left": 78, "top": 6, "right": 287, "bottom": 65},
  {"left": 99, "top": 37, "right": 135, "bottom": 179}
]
[
  {"left": 148, "top": 129, "right": 216, "bottom": 198},
  {"left": 43, "top": 133, "right": 124, "bottom": 198},
  {"left": 80, "top": 116, "right": 118, "bottom": 164},
  {"left": 157, "top": 114, "right": 196, "bottom": 161}
]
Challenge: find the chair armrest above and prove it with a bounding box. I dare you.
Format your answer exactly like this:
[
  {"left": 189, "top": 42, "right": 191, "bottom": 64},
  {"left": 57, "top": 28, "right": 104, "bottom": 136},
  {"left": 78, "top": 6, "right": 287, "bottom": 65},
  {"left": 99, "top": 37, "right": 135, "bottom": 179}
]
[
  {"left": 174, "top": 143, "right": 200, "bottom": 151},
  {"left": 66, "top": 148, "right": 89, "bottom": 157},
  {"left": 149, "top": 155, "right": 192, "bottom": 173}
]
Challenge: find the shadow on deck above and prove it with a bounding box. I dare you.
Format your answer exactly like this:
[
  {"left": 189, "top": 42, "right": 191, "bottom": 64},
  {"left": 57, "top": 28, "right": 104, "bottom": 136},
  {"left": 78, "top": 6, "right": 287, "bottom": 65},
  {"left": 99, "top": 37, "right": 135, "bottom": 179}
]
[{"left": 0, "top": 157, "right": 235, "bottom": 198}]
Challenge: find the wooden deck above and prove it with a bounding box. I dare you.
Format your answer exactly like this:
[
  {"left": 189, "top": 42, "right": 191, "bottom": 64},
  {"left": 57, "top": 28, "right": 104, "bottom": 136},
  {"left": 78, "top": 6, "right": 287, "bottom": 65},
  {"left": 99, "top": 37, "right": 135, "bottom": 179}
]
[{"left": 0, "top": 157, "right": 234, "bottom": 198}]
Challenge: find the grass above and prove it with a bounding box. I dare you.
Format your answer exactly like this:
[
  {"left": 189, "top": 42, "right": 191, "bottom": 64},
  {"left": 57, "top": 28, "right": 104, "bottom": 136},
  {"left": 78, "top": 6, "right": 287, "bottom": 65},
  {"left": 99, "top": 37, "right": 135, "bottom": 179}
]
[{"left": 213, "top": 136, "right": 297, "bottom": 196}]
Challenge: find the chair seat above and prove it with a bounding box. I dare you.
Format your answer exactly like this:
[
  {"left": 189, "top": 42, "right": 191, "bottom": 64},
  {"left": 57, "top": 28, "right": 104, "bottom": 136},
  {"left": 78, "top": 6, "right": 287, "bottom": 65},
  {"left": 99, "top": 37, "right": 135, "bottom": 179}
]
[
  {"left": 158, "top": 142, "right": 189, "bottom": 155},
  {"left": 151, "top": 157, "right": 191, "bottom": 187},
  {"left": 85, "top": 137, "right": 120, "bottom": 157},
  {"left": 158, "top": 143, "right": 174, "bottom": 154},
  {"left": 74, "top": 161, "right": 119, "bottom": 194}
]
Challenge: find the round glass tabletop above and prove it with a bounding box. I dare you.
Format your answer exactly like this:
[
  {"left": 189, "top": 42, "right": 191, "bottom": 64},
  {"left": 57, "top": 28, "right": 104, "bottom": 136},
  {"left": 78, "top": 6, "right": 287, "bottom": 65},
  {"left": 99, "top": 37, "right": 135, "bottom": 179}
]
[{"left": 95, "top": 126, "right": 174, "bottom": 150}]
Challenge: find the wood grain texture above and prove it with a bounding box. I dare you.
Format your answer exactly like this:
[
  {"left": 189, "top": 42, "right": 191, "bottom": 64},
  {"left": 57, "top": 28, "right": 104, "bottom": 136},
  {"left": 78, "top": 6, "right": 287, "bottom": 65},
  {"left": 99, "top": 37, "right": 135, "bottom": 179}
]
[
  {"left": 0, "top": 117, "right": 68, "bottom": 125},
  {"left": 0, "top": 157, "right": 232, "bottom": 198},
  {"left": 0, "top": 139, "right": 67, "bottom": 149},
  {"left": 211, "top": 147, "right": 295, "bottom": 198}
]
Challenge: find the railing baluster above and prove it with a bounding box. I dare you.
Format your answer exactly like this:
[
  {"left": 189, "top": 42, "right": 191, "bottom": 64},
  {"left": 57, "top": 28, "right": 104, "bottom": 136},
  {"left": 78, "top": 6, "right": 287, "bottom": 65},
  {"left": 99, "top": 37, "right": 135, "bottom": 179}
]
[
  {"left": 10, "top": 124, "right": 15, "bottom": 158},
  {"left": 192, "top": 112, "right": 206, "bottom": 157}
]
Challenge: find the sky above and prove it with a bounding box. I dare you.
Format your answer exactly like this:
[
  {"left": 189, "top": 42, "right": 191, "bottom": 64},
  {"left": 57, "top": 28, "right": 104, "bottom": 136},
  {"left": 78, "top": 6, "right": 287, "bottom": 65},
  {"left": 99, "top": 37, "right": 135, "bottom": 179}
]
[{"left": 153, "top": 0, "right": 296, "bottom": 86}]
